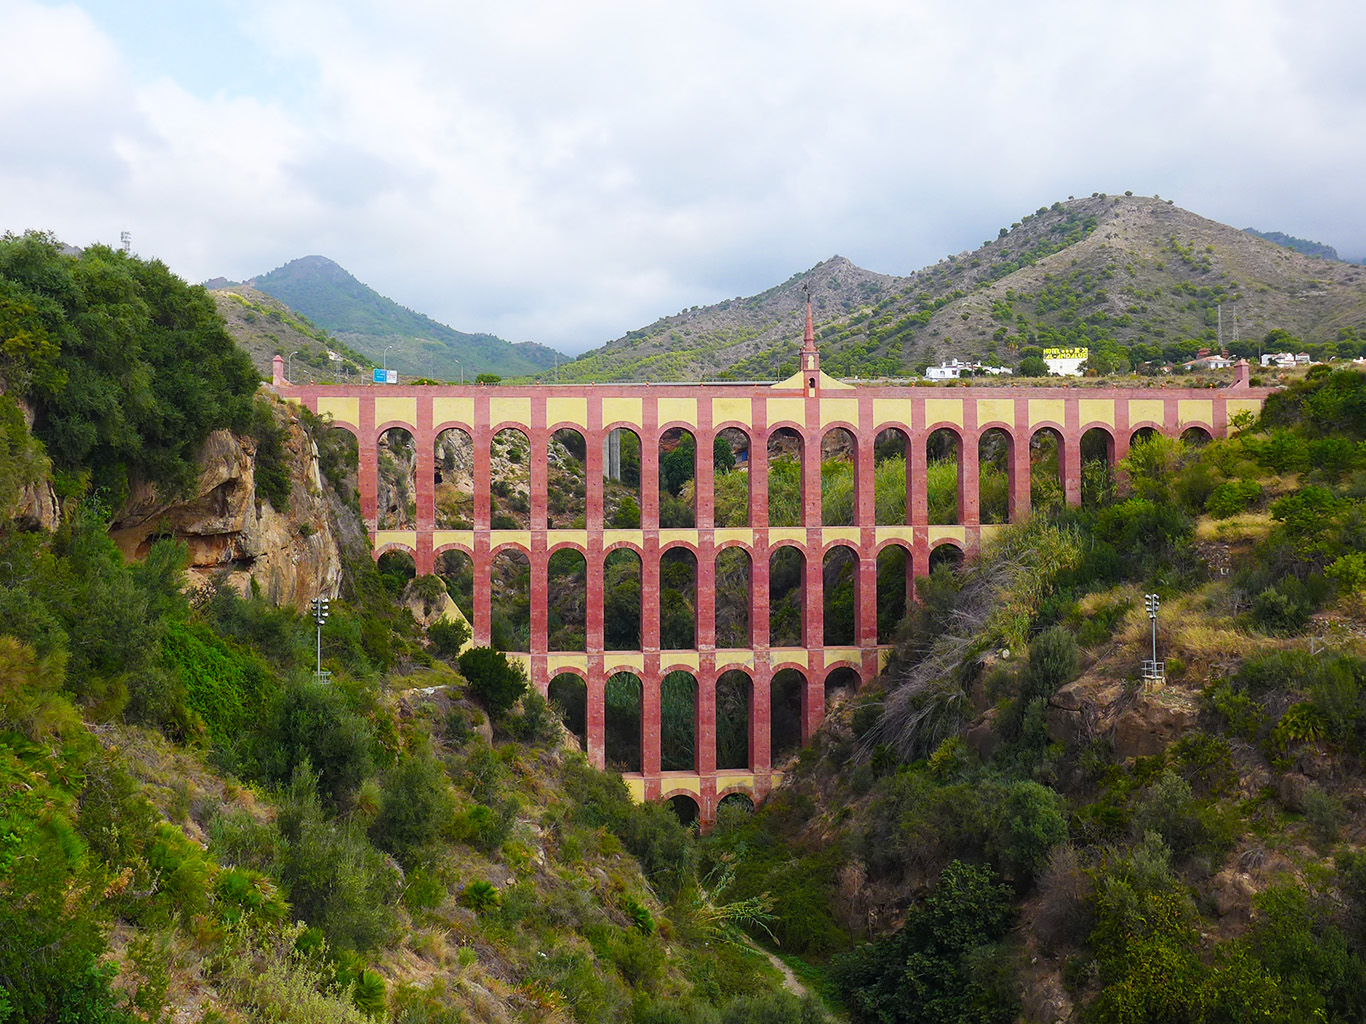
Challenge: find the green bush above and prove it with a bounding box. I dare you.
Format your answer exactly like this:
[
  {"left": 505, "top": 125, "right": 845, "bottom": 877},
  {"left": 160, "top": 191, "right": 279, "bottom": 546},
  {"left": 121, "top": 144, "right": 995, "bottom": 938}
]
[
  {"left": 1024, "top": 625, "right": 1079, "bottom": 700},
  {"left": 257, "top": 679, "right": 376, "bottom": 809},
  {"left": 427, "top": 616, "right": 470, "bottom": 657},
  {"left": 370, "top": 754, "right": 457, "bottom": 867},
  {"left": 457, "top": 646, "right": 528, "bottom": 716},
  {"left": 460, "top": 880, "right": 500, "bottom": 913}
]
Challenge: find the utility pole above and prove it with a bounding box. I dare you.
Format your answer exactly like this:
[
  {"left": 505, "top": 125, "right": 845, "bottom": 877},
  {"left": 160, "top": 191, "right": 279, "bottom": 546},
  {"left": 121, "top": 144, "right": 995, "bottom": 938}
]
[{"left": 311, "top": 596, "right": 330, "bottom": 682}]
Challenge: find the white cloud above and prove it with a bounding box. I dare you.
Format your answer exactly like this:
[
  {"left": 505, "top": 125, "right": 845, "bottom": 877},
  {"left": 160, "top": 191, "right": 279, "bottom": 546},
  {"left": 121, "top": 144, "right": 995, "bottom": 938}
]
[{"left": 2, "top": 0, "right": 1364, "bottom": 352}]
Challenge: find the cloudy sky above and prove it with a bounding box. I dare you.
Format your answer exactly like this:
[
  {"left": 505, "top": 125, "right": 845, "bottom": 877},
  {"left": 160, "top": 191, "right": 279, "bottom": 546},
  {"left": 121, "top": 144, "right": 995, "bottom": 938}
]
[{"left": 3, "top": 1, "right": 1363, "bottom": 353}]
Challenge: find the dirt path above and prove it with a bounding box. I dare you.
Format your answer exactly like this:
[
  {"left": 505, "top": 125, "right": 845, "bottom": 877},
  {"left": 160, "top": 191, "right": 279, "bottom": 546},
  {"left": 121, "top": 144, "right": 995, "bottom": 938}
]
[{"left": 745, "top": 936, "right": 807, "bottom": 997}]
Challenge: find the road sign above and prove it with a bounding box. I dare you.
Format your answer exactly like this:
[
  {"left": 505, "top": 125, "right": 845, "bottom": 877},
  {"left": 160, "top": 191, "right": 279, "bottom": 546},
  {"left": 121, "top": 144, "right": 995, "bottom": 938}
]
[{"left": 373, "top": 368, "right": 386, "bottom": 383}]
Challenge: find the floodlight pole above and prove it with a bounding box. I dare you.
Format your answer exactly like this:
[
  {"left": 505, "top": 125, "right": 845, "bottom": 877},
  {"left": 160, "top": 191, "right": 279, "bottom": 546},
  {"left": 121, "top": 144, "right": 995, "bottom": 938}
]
[
  {"left": 1145, "top": 593, "right": 1160, "bottom": 667},
  {"left": 311, "top": 596, "right": 329, "bottom": 681}
]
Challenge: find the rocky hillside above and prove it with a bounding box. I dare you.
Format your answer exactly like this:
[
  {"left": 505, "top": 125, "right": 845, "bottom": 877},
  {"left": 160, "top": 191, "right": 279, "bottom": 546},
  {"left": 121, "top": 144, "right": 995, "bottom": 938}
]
[
  {"left": 239, "top": 255, "right": 566, "bottom": 381},
  {"left": 558, "top": 194, "right": 1366, "bottom": 382},
  {"left": 209, "top": 282, "right": 375, "bottom": 383}
]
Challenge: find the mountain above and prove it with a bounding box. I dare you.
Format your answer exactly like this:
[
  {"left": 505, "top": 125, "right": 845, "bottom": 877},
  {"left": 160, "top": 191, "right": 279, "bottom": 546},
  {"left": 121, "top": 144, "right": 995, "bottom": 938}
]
[
  {"left": 243, "top": 255, "right": 565, "bottom": 381},
  {"left": 560, "top": 194, "right": 1366, "bottom": 381},
  {"left": 1243, "top": 228, "right": 1343, "bottom": 262}
]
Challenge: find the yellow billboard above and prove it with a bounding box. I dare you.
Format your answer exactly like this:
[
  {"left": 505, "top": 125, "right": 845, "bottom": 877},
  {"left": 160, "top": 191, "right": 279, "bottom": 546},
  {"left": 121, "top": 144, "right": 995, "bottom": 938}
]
[{"left": 1043, "top": 347, "right": 1089, "bottom": 360}]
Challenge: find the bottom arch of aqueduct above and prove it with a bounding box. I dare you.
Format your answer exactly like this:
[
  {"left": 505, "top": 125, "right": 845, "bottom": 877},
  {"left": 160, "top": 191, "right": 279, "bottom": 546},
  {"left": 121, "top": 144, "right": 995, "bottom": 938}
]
[{"left": 278, "top": 349, "right": 1270, "bottom": 825}]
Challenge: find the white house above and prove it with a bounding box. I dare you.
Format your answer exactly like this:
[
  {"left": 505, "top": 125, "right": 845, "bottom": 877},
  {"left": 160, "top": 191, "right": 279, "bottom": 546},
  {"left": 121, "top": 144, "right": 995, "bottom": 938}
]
[{"left": 925, "top": 359, "right": 1014, "bottom": 380}]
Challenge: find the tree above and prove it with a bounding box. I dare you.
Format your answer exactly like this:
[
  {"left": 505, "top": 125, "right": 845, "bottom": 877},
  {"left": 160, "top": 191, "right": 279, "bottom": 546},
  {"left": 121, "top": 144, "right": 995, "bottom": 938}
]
[
  {"left": 458, "top": 646, "right": 528, "bottom": 716},
  {"left": 714, "top": 435, "right": 736, "bottom": 474},
  {"left": 1017, "top": 355, "right": 1048, "bottom": 377}
]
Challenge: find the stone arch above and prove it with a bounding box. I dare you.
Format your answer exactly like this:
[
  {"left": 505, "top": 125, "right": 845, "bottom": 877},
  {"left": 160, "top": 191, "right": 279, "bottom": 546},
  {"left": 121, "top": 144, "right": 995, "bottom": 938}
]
[
  {"left": 491, "top": 428, "right": 531, "bottom": 529},
  {"left": 433, "top": 427, "right": 474, "bottom": 528},
  {"left": 603, "top": 427, "right": 642, "bottom": 528},
  {"left": 434, "top": 548, "right": 474, "bottom": 624},
  {"left": 825, "top": 665, "right": 861, "bottom": 711},
  {"left": 660, "top": 546, "right": 698, "bottom": 650},
  {"left": 713, "top": 426, "right": 751, "bottom": 527},
  {"left": 876, "top": 541, "right": 912, "bottom": 644},
  {"left": 661, "top": 670, "right": 697, "bottom": 772},
  {"left": 978, "top": 427, "right": 1013, "bottom": 524},
  {"left": 604, "top": 547, "right": 642, "bottom": 652},
  {"left": 1030, "top": 426, "right": 1065, "bottom": 513},
  {"left": 768, "top": 543, "right": 806, "bottom": 648},
  {"left": 605, "top": 671, "right": 643, "bottom": 773},
  {"left": 659, "top": 427, "right": 696, "bottom": 528},
  {"left": 821, "top": 426, "right": 858, "bottom": 527},
  {"left": 717, "top": 791, "right": 755, "bottom": 817},
  {"left": 874, "top": 427, "right": 910, "bottom": 526},
  {"left": 1181, "top": 425, "right": 1213, "bottom": 446},
  {"left": 548, "top": 428, "right": 588, "bottom": 528},
  {"left": 548, "top": 671, "right": 587, "bottom": 751},
  {"left": 822, "top": 543, "right": 860, "bottom": 646},
  {"left": 926, "top": 427, "right": 961, "bottom": 525},
  {"left": 1130, "top": 425, "right": 1160, "bottom": 446},
  {"left": 1081, "top": 426, "right": 1116, "bottom": 507},
  {"left": 547, "top": 547, "right": 587, "bottom": 652},
  {"left": 715, "top": 669, "right": 752, "bottom": 770},
  {"left": 767, "top": 426, "right": 805, "bottom": 528},
  {"left": 928, "top": 541, "right": 964, "bottom": 573},
  {"left": 376, "top": 548, "right": 416, "bottom": 594},
  {"left": 770, "top": 668, "right": 806, "bottom": 762},
  {"left": 377, "top": 426, "right": 417, "bottom": 530},
  {"left": 666, "top": 793, "right": 700, "bottom": 828},
  {"left": 714, "top": 546, "right": 752, "bottom": 649},
  {"left": 490, "top": 548, "right": 531, "bottom": 652}
]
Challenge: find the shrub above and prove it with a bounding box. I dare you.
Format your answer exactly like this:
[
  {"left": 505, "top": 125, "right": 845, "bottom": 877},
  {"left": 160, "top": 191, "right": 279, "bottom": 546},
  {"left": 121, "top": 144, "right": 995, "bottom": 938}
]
[
  {"left": 1024, "top": 626, "right": 1079, "bottom": 701},
  {"left": 370, "top": 754, "right": 457, "bottom": 868},
  {"left": 427, "top": 617, "right": 470, "bottom": 657},
  {"left": 457, "top": 647, "right": 528, "bottom": 716},
  {"left": 257, "top": 680, "right": 376, "bottom": 809},
  {"left": 460, "top": 880, "right": 500, "bottom": 913}
]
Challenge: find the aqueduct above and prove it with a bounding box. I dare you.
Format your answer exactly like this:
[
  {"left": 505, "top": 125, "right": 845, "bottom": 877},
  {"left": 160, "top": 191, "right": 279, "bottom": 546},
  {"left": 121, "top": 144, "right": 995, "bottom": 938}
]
[{"left": 276, "top": 309, "right": 1271, "bottom": 825}]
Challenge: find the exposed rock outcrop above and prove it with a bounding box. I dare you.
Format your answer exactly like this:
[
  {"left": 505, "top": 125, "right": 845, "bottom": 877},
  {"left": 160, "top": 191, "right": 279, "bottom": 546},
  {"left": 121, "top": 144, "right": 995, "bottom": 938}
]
[
  {"left": 1045, "top": 672, "right": 1203, "bottom": 760},
  {"left": 109, "top": 405, "right": 342, "bottom": 609}
]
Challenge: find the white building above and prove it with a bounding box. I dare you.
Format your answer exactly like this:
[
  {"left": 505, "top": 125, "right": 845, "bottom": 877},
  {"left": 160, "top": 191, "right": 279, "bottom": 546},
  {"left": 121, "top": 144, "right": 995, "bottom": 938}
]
[
  {"left": 1043, "top": 347, "right": 1088, "bottom": 377},
  {"left": 925, "top": 359, "right": 1014, "bottom": 380}
]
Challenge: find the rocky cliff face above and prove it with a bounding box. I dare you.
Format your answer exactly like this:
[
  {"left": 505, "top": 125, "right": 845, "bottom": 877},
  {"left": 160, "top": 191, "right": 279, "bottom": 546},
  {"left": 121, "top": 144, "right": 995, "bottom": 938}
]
[{"left": 109, "top": 401, "right": 343, "bottom": 609}]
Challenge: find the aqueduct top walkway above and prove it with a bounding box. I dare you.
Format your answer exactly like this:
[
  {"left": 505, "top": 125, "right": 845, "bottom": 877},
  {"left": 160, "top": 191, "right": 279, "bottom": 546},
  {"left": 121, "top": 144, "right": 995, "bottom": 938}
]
[{"left": 274, "top": 315, "right": 1270, "bottom": 823}]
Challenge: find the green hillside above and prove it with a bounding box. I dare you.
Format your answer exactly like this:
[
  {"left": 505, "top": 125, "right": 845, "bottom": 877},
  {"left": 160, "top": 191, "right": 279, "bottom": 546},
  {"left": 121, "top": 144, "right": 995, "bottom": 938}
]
[
  {"left": 554, "top": 195, "right": 1366, "bottom": 383},
  {"left": 248, "top": 255, "right": 566, "bottom": 381}
]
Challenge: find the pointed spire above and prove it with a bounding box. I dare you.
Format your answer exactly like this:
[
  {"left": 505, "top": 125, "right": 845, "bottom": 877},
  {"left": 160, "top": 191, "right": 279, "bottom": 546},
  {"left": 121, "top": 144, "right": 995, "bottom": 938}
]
[
  {"left": 800, "top": 281, "right": 819, "bottom": 383},
  {"left": 803, "top": 293, "right": 815, "bottom": 353}
]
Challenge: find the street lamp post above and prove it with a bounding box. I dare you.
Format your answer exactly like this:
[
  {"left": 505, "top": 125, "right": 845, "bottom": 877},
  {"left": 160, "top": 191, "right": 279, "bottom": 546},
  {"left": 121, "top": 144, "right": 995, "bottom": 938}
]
[
  {"left": 452, "top": 357, "right": 463, "bottom": 384},
  {"left": 383, "top": 344, "right": 394, "bottom": 374},
  {"left": 287, "top": 349, "right": 301, "bottom": 384}
]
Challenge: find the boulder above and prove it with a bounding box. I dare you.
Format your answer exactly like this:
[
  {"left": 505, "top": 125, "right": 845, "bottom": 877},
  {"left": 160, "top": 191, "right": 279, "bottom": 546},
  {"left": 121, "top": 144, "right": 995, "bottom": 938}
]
[
  {"left": 1112, "top": 692, "right": 1199, "bottom": 760},
  {"left": 109, "top": 411, "right": 342, "bottom": 609}
]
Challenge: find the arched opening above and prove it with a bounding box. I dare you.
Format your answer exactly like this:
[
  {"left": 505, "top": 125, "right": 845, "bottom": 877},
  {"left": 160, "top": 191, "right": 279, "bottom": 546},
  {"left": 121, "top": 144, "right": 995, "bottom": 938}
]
[
  {"left": 1130, "top": 426, "right": 1158, "bottom": 446},
  {"left": 929, "top": 543, "right": 964, "bottom": 573},
  {"left": 603, "top": 428, "right": 642, "bottom": 528},
  {"left": 978, "top": 428, "right": 1012, "bottom": 524},
  {"left": 716, "top": 670, "right": 752, "bottom": 770},
  {"left": 547, "top": 548, "right": 587, "bottom": 652},
  {"left": 771, "top": 669, "right": 805, "bottom": 762},
  {"left": 718, "top": 792, "right": 755, "bottom": 817},
  {"left": 661, "top": 670, "right": 697, "bottom": 771},
  {"left": 1030, "top": 427, "right": 1064, "bottom": 513},
  {"left": 435, "top": 549, "right": 474, "bottom": 623},
  {"left": 1081, "top": 427, "right": 1116, "bottom": 508},
  {"left": 767, "top": 427, "right": 805, "bottom": 528},
  {"left": 377, "top": 427, "right": 417, "bottom": 529},
  {"left": 490, "top": 549, "right": 531, "bottom": 652},
  {"left": 604, "top": 549, "right": 642, "bottom": 651},
  {"left": 926, "top": 428, "right": 960, "bottom": 525},
  {"left": 660, "top": 547, "right": 697, "bottom": 650},
  {"left": 605, "top": 672, "right": 642, "bottom": 773},
  {"left": 548, "top": 428, "right": 587, "bottom": 529},
  {"left": 667, "top": 794, "right": 700, "bottom": 828},
  {"left": 714, "top": 547, "right": 752, "bottom": 649},
  {"left": 491, "top": 429, "right": 531, "bottom": 529},
  {"left": 822, "top": 545, "right": 859, "bottom": 646},
  {"left": 1181, "top": 426, "right": 1212, "bottom": 447},
  {"left": 548, "top": 673, "right": 586, "bottom": 751},
  {"left": 874, "top": 428, "right": 910, "bottom": 526},
  {"left": 377, "top": 549, "right": 416, "bottom": 596},
  {"left": 713, "top": 427, "right": 751, "bottom": 527},
  {"left": 316, "top": 425, "right": 358, "bottom": 502},
  {"left": 659, "top": 428, "right": 696, "bottom": 527},
  {"left": 821, "top": 427, "right": 857, "bottom": 527},
  {"left": 768, "top": 545, "right": 806, "bottom": 648},
  {"left": 877, "top": 544, "right": 911, "bottom": 644},
  {"left": 825, "top": 666, "right": 860, "bottom": 711},
  {"left": 433, "top": 427, "right": 474, "bottom": 528}
]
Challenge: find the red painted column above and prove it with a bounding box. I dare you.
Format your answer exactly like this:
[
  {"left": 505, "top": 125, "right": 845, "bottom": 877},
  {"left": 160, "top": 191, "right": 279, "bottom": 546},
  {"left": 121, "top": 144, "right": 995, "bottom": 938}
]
[
  {"left": 696, "top": 402, "right": 715, "bottom": 530},
  {"left": 802, "top": 419, "right": 822, "bottom": 528},
  {"left": 586, "top": 407, "right": 606, "bottom": 657},
  {"left": 749, "top": 402, "right": 769, "bottom": 529},
  {"left": 472, "top": 540, "right": 493, "bottom": 647},
  {"left": 804, "top": 545, "right": 823, "bottom": 653},
  {"left": 529, "top": 404, "right": 550, "bottom": 657},
  {"left": 1113, "top": 399, "right": 1132, "bottom": 495},
  {"left": 587, "top": 661, "right": 606, "bottom": 769},
  {"left": 415, "top": 398, "right": 435, "bottom": 531},
  {"left": 642, "top": 661, "right": 661, "bottom": 778},
  {"left": 856, "top": 418, "right": 876, "bottom": 528},
  {"left": 959, "top": 401, "right": 980, "bottom": 529},
  {"left": 750, "top": 664, "right": 772, "bottom": 771},
  {"left": 696, "top": 403, "right": 717, "bottom": 653},
  {"left": 358, "top": 397, "right": 378, "bottom": 535},
  {"left": 641, "top": 401, "right": 662, "bottom": 654},
  {"left": 1064, "top": 397, "right": 1083, "bottom": 506},
  {"left": 803, "top": 399, "right": 823, "bottom": 653},
  {"left": 472, "top": 395, "right": 492, "bottom": 533},
  {"left": 1011, "top": 397, "right": 1031, "bottom": 522},
  {"left": 858, "top": 550, "right": 878, "bottom": 652},
  {"left": 697, "top": 656, "right": 716, "bottom": 775},
  {"left": 910, "top": 398, "right": 929, "bottom": 527}
]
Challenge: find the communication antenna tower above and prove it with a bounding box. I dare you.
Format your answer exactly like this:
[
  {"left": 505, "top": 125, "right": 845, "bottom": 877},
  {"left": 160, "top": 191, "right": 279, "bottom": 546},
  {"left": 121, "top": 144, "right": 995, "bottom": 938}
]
[{"left": 120, "top": 231, "right": 131, "bottom": 254}]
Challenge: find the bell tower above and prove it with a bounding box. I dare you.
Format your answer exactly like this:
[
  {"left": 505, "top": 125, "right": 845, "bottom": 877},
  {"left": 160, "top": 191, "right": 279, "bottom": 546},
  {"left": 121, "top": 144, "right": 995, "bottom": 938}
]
[{"left": 800, "top": 283, "right": 819, "bottom": 395}]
